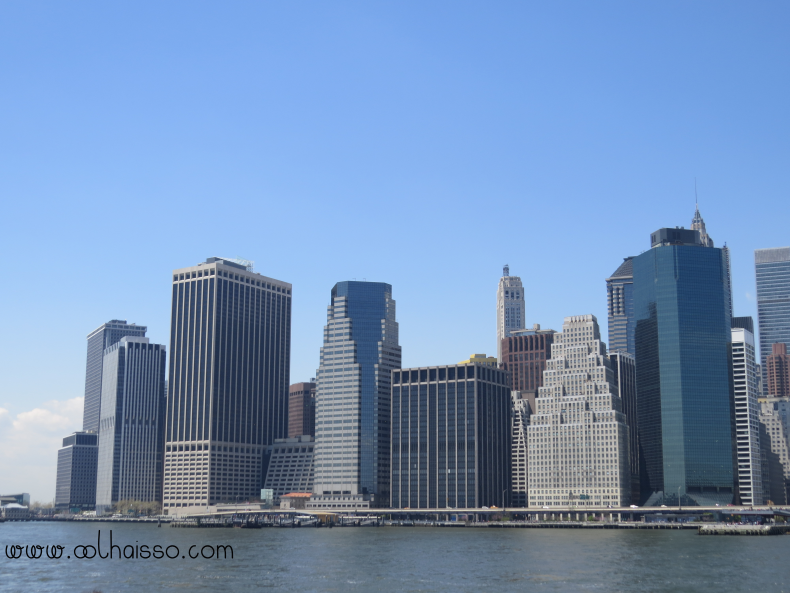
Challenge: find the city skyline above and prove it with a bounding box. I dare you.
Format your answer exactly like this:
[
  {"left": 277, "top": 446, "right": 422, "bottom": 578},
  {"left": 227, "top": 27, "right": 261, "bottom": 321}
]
[{"left": 2, "top": 3, "right": 789, "bottom": 504}]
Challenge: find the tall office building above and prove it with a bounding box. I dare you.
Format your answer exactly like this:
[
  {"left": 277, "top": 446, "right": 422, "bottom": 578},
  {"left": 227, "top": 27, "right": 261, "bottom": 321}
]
[
  {"left": 500, "top": 325, "right": 555, "bottom": 393},
  {"left": 766, "top": 343, "right": 790, "bottom": 398},
  {"left": 731, "top": 321, "right": 764, "bottom": 505},
  {"left": 389, "top": 363, "right": 511, "bottom": 509},
  {"left": 264, "top": 436, "right": 315, "bottom": 505},
  {"left": 312, "top": 281, "right": 401, "bottom": 509},
  {"left": 634, "top": 227, "right": 734, "bottom": 506},
  {"left": 606, "top": 257, "right": 635, "bottom": 355},
  {"left": 83, "top": 321, "right": 147, "bottom": 432},
  {"left": 95, "top": 337, "right": 167, "bottom": 515},
  {"left": 163, "top": 258, "right": 291, "bottom": 513},
  {"left": 528, "top": 315, "right": 631, "bottom": 508},
  {"left": 288, "top": 382, "right": 316, "bottom": 438},
  {"left": 55, "top": 432, "right": 98, "bottom": 511},
  {"left": 755, "top": 247, "right": 790, "bottom": 394},
  {"left": 511, "top": 391, "right": 531, "bottom": 507},
  {"left": 610, "top": 351, "right": 640, "bottom": 505},
  {"left": 497, "top": 265, "right": 525, "bottom": 362},
  {"left": 691, "top": 204, "right": 732, "bottom": 318}
]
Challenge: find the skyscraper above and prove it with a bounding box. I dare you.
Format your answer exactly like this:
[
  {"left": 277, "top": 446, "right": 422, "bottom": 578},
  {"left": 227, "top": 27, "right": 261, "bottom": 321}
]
[
  {"left": 497, "top": 265, "right": 525, "bottom": 362},
  {"left": 499, "top": 325, "right": 555, "bottom": 393},
  {"left": 288, "top": 382, "right": 316, "bottom": 438},
  {"left": 610, "top": 351, "right": 640, "bottom": 505},
  {"left": 527, "top": 315, "right": 631, "bottom": 508},
  {"left": 731, "top": 321, "right": 764, "bottom": 505},
  {"left": 389, "top": 363, "right": 511, "bottom": 509},
  {"left": 606, "top": 257, "right": 635, "bottom": 355},
  {"left": 163, "top": 257, "right": 291, "bottom": 513},
  {"left": 766, "top": 343, "right": 790, "bottom": 398},
  {"left": 55, "top": 432, "right": 98, "bottom": 511},
  {"left": 634, "top": 227, "right": 734, "bottom": 506},
  {"left": 96, "top": 337, "right": 166, "bottom": 515},
  {"left": 691, "top": 204, "right": 732, "bottom": 318},
  {"left": 511, "top": 391, "right": 531, "bottom": 507},
  {"left": 83, "top": 320, "right": 147, "bottom": 432},
  {"left": 755, "top": 247, "right": 790, "bottom": 394},
  {"left": 312, "top": 281, "right": 401, "bottom": 509}
]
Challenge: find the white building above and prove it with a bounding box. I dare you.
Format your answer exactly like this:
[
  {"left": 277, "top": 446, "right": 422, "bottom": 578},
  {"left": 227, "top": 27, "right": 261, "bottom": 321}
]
[
  {"left": 527, "top": 315, "right": 630, "bottom": 508},
  {"left": 731, "top": 325, "right": 763, "bottom": 505},
  {"left": 497, "top": 265, "right": 525, "bottom": 362}
]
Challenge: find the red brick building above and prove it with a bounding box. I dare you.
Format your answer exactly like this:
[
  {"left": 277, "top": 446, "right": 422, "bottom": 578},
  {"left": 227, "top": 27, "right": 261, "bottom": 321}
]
[
  {"left": 766, "top": 343, "right": 790, "bottom": 398},
  {"left": 288, "top": 382, "right": 316, "bottom": 438},
  {"left": 499, "top": 326, "right": 555, "bottom": 394}
]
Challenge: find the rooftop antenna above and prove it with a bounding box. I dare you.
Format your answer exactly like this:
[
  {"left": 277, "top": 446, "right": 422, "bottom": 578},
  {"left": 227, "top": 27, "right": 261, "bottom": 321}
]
[{"left": 695, "top": 178, "right": 698, "bottom": 210}]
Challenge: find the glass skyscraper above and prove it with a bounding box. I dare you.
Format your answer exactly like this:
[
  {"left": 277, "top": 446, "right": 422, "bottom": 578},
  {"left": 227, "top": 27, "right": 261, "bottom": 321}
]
[
  {"left": 310, "top": 281, "right": 401, "bottom": 509},
  {"left": 755, "top": 247, "right": 790, "bottom": 394},
  {"left": 606, "top": 257, "right": 635, "bottom": 355},
  {"left": 634, "top": 227, "right": 734, "bottom": 506},
  {"left": 83, "top": 320, "right": 147, "bottom": 432}
]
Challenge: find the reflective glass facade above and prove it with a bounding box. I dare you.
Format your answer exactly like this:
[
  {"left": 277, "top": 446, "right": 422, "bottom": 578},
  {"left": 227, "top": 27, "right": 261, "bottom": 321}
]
[
  {"left": 755, "top": 247, "right": 790, "bottom": 394},
  {"left": 634, "top": 239, "right": 734, "bottom": 506},
  {"left": 313, "top": 281, "right": 401, "bottom": 506},
  {"left": 606, "top": 257, "right": 635, "bottom": 355},
  {"left": 390, "top": 364, "right": 511, "bottom": 509}
]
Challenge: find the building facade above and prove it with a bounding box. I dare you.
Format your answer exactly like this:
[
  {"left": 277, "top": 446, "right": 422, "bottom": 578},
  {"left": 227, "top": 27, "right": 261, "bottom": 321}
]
[
  {"left": 263, "top": 436, "right": 315, "bottom": 505},
  {"left": 766, "top": 343, "right": 790, "bottom": 398},
  {"left": 760, "top": 398, "right": 790, "bottom": 504},
  {"left": 691, "top": 204, "right": 732, "bottom": 318},
  {"left": 528, "top": 315, "right": 631, "bottom": 508},
  {"left": 163, "top": 257, "right": 291, "bottom": 513},
  {"left": 311, "top": 281, "right": 401, "bottom": 509},
  {"left": 55, "top": 432, "right": 99, "bottom": 511},
  {"left": 288, "top": 382, "right": 316, "bottom": 438},
  {"left": 499, "top": 325, "right": 555, "bottom": 393},
  {"left": 755, "top": 247, "right": 790, "bottom": 395},
  {"left": 731, "top": 324, "right": 764, "bottom": 505},
  {"left": 458, "top": 354, "right": 498, "bottom": 367},
  {"left": 497, "top": 265, "right": 525, "bottom": 362},
  {"left": 83, "top": 320, "right": 147, "bottom": 433},
  {"left": 634, "top": 227, "right": 734, "bottom": 506},
  {"left": 389, "top": 363, "right": 511, "bottom": 509},
  {"left": 606, "top": 257, "right": 635, "bottom": 356},
  {"left": 610, "top": 351, "right": 640, "bottom": 505},
  {"left": 511, "top": 392, "right": 531, "bottom": 507},
  {"left": 96, "top": 337, "right": 167, "bottom": 515}
]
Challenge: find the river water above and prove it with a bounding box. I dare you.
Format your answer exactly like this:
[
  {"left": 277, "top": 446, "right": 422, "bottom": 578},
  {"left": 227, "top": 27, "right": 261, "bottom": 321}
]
[{"left": 1, "top": 521, "right": 789, "bottom": 592}]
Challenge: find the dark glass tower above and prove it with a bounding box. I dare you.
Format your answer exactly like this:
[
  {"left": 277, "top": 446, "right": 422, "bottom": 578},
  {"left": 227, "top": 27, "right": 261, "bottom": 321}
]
[
  {"left": 96, "top": 337, "right": 167, "bottom": 515},
  {"left": 606, "top": 257, "right": 635, "bottom": 355},
  {"left": 312, "top": 281, "right": 401, "bottom": 508},
  {"left": 634, "top": 228, "right": 734, "bottom": 506},
  {"left": 390, "top": 363, "right": 511, "bottom": 509},
  {"left": 83, "top": 320, "right": 147, "bottom": 432},
  {"left": 163, "top": 258, "right": 291, "bottom": 512},
  {"left": 755, "top": 247, "right": 790, "bottom": 394},
  {"left": 55, "top": 432, "right": 99, "bottom": 511}
]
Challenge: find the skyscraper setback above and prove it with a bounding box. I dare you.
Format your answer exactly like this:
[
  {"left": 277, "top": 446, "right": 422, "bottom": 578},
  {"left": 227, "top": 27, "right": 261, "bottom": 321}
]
[
  {"left": 497, "top": 265, "right": 525, "bottom": 362},
  {"left": 311, "top": 281, "right": 401, "bottom": 509},
  {"left": 606, "top": 257, "right": 635, "bottom": 356},
  {"left": 83, "top": 320, "right": 147, "bottom": 432},
  {"left": 163, "top": 257, "right": 291, "bottom": 513}
]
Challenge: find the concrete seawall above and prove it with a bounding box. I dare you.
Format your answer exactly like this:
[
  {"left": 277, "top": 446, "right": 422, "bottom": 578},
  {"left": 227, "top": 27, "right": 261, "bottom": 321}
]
[{"left": 698, "top": 524, "right": 790, "bottom": 536}]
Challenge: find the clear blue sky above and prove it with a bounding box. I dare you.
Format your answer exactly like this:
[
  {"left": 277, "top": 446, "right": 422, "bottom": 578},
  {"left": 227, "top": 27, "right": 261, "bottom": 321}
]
[{"left": 1, "top": 1, "right": 788, "bottom": 501}]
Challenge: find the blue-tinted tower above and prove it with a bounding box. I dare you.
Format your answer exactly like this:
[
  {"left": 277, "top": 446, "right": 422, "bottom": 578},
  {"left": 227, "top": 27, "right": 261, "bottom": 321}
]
[
  {"left": 634, "top": 227, "right": 734, "bottom": 506},
  {"left": 606, "top": 257, "right": 635, "bottom": 355},
  {"left": 313, "top": 281, "right": 401, "bottom": 508}
]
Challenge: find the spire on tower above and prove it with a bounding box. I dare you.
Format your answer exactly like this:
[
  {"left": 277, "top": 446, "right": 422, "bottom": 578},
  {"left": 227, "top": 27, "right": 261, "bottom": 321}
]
[{"left": 503, "top": 264, "right": 509, "bottom": 277}]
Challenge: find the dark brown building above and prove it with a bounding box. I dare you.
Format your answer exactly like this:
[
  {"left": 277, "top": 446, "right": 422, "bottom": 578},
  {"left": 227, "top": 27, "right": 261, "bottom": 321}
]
[
  {"left": 288, "top": 382, "right": 316, "bottom": 438},
  {"left": 766, "top": 343, "right": 790, "bottom": 398},
  {"left": 499, "top": 326, "right": 555, "bottom": 395}
]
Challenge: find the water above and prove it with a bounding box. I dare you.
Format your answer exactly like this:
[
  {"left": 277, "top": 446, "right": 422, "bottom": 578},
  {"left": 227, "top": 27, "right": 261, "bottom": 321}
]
[{"left": 1, "top": 522, "right": 789, "bottom": 592}]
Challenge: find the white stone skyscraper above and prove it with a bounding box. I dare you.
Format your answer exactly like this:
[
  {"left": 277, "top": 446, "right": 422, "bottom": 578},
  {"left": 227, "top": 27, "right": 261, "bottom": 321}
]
[
  {"left": 497, "top": 265, "right": 525, "bottom": 362},
  {"left": 527, "top": 315, "right": 631, "bottom": 508},
  {"left": 731, "top": 319, "right": 764, "bottom": 505},
  {"left": 308, "top": 281, "right": 401, "bottom": 510}
]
